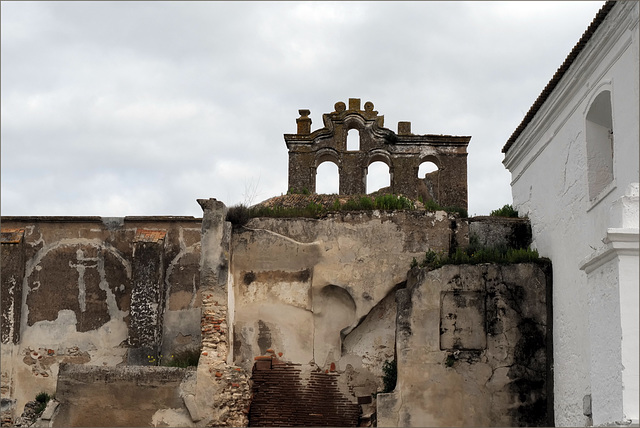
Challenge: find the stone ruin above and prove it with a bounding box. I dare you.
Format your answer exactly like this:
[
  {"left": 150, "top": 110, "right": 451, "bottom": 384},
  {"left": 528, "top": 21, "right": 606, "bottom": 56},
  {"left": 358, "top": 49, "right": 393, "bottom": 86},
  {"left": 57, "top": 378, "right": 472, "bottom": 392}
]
[
  {"left": 285, "top": 98, "right": 470, "bottom": 209},
  {"left": 0, "top": 99, "right": 552, "bottom": 427}
]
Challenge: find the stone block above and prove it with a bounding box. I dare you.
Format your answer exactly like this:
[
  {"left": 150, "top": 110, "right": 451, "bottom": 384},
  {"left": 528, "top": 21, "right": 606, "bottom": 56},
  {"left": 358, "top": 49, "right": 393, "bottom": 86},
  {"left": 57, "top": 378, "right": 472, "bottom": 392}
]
[
  {"left": 183, "top": 394, "right": 201, "bottom": 422},
  {"left": 40, "top": 400, "right": 59, "bottom": 420}
]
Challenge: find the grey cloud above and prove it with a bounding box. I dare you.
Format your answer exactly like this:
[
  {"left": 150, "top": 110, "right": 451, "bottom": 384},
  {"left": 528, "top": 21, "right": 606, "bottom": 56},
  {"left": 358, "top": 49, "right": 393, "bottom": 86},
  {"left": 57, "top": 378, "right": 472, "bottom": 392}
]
[{"left": 1, "top": 1, "right": 605, "bottom": 217}]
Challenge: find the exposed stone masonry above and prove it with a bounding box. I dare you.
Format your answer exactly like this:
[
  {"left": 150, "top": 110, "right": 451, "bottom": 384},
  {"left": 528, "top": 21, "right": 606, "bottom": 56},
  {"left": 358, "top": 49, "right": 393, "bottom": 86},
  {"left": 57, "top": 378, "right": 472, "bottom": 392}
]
[
  {"left": 196, "top": 199, "right": 251, "bottom": 427},
  {"left": 284, "top": 98, "right": 470, "bottom": 209}
]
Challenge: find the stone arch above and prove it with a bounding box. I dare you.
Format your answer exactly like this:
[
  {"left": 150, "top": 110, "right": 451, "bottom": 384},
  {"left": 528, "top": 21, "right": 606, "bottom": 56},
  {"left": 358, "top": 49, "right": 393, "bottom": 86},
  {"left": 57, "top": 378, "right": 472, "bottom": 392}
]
[
  {"left": 316, "top": 162, "right": 340, "bottom": 195},
  {"left": 585, "top": 89, "right": 614, "bottom": 200},
  {"left": 418, "top": 155, "right": 442, "bottom": 204},
  {"left": 418, "top": 155, "right": 442, "bottom": 174},
  {"left": 314, "top": 148, "right": 341, "bottom": 168},
  {"left": 366, "top": 152, "right": 393, "bottom": 194},
  {"left": 314, "top": 149, "right": 341, "bottom": 194},
  {"left": 367, "top": 150, "right": 393, "bottom": 167},
  {"left": 344, "top": 115, "right": 366, "bottom": 152},
  {"left": 346, "top": 129, "right": 360, "bottom": 151}
]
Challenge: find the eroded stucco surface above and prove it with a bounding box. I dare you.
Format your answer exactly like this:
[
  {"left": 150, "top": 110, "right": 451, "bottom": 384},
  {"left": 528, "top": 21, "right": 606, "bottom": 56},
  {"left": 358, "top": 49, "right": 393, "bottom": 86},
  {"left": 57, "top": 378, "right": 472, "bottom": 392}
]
[
  {"left": 377, "top": 263, "right": 552, "bottom": 427},
  {"left": 0, "top": 217, "right": 202, "bottom": 421},
  {"left": 230, "top": 210, "right": 461, "bottom": 408}
]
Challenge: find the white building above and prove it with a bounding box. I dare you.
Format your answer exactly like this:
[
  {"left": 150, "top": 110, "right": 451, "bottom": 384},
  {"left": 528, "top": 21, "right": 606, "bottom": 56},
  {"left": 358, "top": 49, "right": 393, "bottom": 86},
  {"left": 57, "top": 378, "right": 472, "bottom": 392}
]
[{"left": 502, "top": 1, "right": 639, "bottom": 426}]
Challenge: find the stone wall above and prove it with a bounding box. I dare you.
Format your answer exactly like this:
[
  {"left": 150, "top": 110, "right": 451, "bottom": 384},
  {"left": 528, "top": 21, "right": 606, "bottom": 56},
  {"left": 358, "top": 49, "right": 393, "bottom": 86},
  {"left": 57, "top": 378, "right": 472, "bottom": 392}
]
[
  {"left": 51, "top": 363, "right": 196, "bottom": 427},
  {"left": 1, "top": 209, "right": 543, "bottom": 427},
  {"left": 0, "top": 216, "right": 202, "bottom": 424},
  {"left": 194, "top": 199, "right": 251, "bottom": 427},
  {"left": 377, "top": 262, "right": 552, "bottom": 427}
]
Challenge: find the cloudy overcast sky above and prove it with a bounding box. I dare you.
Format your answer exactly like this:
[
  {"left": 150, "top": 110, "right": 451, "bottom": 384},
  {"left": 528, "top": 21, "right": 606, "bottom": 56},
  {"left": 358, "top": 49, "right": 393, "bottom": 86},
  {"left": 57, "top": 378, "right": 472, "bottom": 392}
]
[{"left": 1, "top": 1, "right": 605, "bottom": 217}]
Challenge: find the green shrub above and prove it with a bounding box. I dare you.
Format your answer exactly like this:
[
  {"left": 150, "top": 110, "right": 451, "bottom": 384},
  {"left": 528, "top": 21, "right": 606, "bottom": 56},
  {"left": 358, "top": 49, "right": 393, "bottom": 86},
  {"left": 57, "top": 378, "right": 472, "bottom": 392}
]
[
  {"left": 374, "top": 194, "right": 414, "bottom": 210},
  {"left": 490, "top": 204, "right": 519, "bottom": 218},
  {"left": 34, "top": 392, "right": 51, "bottom": 414},
  {"left": 418, "top": 245, "right": 541, "bottom": 269},
  {"left": 226, "top": 204, "right": 251, "bottom": 228},
  {"left": 35, "top": 392, "right": 50, "bottom": 404},
  {"left": 423, "top": 199, "right": 441, "bottom": 212},
  {"left": 164, "top": 348, "right": 201, "bottom": 368},
  {"left": 421, "top": 199, "right": 467, "bottom": 218},
  {"left": 381, "top": 359, "right": 397, "bottom": 393},
  {"left": 359, "top": 196, "right": 375, "bottom": 210},
  {"left": 445, "top": 354, "right": 456, "bottom": 368},
  {"left": 287, "top": 187, "right": 311, "bottom": 195},
  {"left": 443, "top": 206, "right": 468, "bottom": 218}
]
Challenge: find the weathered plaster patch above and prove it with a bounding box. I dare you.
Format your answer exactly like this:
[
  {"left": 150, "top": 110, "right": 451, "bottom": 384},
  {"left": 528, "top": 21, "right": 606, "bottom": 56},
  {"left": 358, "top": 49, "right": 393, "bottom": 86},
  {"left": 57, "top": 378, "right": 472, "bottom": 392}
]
[{"left": 151, "top": 408, "right": 194, "bottom": 427}]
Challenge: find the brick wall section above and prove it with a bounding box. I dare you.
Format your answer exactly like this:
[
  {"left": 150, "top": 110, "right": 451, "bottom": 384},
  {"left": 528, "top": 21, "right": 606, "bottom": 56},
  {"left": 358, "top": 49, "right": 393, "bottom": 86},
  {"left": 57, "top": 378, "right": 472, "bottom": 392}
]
[
  {"left": 249, "top": 356, "right": 360, "bottom": 427},
  {"left": 196, "top": 199, "right": 251, "bottom": 427}
]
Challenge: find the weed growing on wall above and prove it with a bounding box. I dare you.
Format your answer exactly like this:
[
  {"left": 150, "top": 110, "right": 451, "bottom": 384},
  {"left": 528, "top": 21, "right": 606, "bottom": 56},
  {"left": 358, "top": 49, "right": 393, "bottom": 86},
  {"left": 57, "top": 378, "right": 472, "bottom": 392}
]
[
  {"left": 419, "top": 246, "right": 542, "bottom": 269},
  {"left": 226, "top": 204, "right": 251, "bottom": 228},
  {"left": 420, "top": 197, "right": 468, "bottom": 218},
  {"left": 490, "top": 204, "right": 519, "bottom": 218},
  {"left": 382, "top": 359, "right": 397, "bottom": 393},
  {"left": 34, "top": 392, "right": 51, "bottom": 414},
  {"left": 226, "top": 193, "right": 468, "bottom": 225},
  {"left": 163, "top": 348, "right": 201, "bottom": 368}
]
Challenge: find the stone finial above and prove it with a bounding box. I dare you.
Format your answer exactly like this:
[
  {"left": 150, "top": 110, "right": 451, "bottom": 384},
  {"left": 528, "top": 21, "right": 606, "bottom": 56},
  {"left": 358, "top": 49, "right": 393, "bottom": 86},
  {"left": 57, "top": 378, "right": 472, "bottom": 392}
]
[
  {"left": 398, "top": 121, "right": 411, "bottom": 135},
  {"left": 297, "top": 109, "right": 312, "bottom": 134},
  {"left": 348, "top": 98, "right": 361, "bottom": 111}
]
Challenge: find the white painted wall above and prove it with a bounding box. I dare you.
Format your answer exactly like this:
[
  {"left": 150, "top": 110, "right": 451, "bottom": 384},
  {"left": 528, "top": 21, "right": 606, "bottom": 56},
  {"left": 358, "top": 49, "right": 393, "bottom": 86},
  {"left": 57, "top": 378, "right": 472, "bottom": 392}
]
[{"left": 503, "top": 3, "right": 639, "bottom": 426}]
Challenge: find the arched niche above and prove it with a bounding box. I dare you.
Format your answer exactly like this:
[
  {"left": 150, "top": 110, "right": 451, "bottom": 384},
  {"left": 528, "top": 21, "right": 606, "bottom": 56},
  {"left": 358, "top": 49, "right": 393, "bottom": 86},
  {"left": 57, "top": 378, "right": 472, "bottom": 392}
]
[
  {"left": 585, "top": 90, "right": 614, "bottom": 200},
  {"left": 313, "top": 285, "right": 356, "bottom": 367}
]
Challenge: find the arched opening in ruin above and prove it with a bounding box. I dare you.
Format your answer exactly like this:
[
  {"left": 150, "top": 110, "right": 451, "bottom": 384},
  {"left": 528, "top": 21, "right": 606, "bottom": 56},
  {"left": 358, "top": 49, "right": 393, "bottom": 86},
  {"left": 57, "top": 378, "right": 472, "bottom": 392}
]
[
  {"left": 346, "top": 128, "right": 360, "bottom": 151},
  {"left": 316, "top": 161, "right": 339, "bottom": 195},
  {"left": 418, "top": 159, "right": 440, "bottom": 204},
  {"left": 585, "top": 90, "right": 614, "bottom": 200},
  {"left": 366, "top": 161, "right": 391, "bottom": 194},
  {"left": 418, "top": 161, "right": 439, "bottom": 177}
]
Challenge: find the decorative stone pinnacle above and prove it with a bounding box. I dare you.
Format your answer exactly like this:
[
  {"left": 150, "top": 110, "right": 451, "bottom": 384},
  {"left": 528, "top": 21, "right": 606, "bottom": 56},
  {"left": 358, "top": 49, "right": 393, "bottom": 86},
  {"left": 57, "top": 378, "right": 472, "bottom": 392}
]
[
  {"left": 296, "top": 109, "right": 312, "bottom": 134},
  {"left": 398, "top": 121, "right": 412, "bottom": 135}
]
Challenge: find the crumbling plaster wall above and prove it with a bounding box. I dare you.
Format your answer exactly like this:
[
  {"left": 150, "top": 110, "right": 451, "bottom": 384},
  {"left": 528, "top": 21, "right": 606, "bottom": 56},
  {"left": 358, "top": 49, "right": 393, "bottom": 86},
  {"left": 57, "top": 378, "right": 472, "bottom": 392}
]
[
  {"left": 377, "top": 262, "right": 552, "bottom": 427},
  {"left": 230, "top": 210, "right": 467, "bottom": 404},
  {"left": 0, "top": 217, "right": 202, "bottom": 423}
]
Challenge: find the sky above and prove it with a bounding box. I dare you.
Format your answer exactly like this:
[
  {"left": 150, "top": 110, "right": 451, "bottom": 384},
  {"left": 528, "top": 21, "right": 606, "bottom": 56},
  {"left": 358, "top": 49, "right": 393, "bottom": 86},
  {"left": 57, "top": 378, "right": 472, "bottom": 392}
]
[{"left": 1, "top": 1, "right": 606, "bottom": 218}]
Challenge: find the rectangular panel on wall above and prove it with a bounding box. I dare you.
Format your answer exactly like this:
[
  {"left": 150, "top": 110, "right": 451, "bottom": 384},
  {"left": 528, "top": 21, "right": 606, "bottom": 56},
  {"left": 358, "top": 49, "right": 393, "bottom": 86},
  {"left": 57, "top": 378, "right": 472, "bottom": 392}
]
[{"left": 128, "top": 229, "right": 166, "bottom": 365}]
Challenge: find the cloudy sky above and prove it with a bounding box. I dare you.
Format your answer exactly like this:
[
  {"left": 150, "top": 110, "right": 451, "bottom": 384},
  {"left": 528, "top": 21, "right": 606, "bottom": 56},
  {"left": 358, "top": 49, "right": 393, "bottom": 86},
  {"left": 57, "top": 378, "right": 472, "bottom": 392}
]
[{"left": 1, "top": 1, "right": 605, "bottom": 217}]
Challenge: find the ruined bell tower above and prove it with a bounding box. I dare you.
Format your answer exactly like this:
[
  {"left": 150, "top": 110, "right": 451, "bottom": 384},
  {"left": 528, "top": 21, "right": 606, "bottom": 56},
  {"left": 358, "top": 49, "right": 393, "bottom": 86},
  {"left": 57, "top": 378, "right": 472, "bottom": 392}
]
[{"left": 284, "top": 98, "right": 471, "bottom": 210}]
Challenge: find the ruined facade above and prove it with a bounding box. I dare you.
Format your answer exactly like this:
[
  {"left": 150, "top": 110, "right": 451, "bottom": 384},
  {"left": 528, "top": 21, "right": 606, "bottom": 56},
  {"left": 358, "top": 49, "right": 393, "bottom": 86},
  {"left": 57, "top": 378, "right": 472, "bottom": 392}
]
[
  {"left": 1, "top": 207, "right": 552, "bottom": 427},
  {"left": 1, "top": 99, "right": 556, "bottom": 427},
  {"left": 285, "top": 98, "right": 470, "bottom": 210}
]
